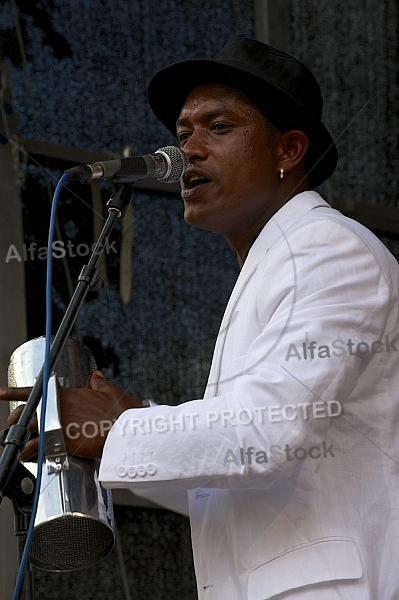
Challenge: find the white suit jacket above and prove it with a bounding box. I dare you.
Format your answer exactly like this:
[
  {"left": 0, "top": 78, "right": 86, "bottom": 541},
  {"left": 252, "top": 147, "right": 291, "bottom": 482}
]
[{"left": 100, "top": 191, "right": 399, "bottom": 600}]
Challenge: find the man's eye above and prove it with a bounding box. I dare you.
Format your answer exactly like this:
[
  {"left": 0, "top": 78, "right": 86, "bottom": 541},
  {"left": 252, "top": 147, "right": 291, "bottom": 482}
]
[
  {"left": 211, "top": 122, "right": 231, "bottom": 132},
  {"left": 177, "top": 132, "right": 190, "bottom": 144}
]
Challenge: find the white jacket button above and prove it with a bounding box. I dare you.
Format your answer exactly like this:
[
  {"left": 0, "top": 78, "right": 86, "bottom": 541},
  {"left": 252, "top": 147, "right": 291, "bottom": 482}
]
[
  {"left": 137, "top": 464, "right": 147, "bottom": 477},
  {"left": 147, "top": 463, "right": 157, "bottom": 475},
  {"left": 128, "top": 466, "right": 137, "bottom": 478},
  {"left": 117, "top": 465, "right": 127, "bottom": 477}
]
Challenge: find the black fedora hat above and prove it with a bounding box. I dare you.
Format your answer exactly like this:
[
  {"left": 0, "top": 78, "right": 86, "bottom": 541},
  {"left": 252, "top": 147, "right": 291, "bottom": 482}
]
[{"left": 148, "top": 38, "right": 338, "bottom": 189}]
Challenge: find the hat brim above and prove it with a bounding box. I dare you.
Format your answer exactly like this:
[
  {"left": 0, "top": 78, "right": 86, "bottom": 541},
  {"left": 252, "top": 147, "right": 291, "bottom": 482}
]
[{"left": 148, "top": 58, "right": 338, "bottom": 189}]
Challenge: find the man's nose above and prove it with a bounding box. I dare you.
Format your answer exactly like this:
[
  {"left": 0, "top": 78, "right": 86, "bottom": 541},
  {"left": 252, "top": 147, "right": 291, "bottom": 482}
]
[{"left": 182, "top": 129, "right": 209, "bottom": 161}]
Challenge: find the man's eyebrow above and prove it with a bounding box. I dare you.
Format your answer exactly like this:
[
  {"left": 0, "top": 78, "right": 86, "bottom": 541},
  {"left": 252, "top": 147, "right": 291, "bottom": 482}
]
[{"left": 176, "top": 108, "right": 237, "bottom": 129}]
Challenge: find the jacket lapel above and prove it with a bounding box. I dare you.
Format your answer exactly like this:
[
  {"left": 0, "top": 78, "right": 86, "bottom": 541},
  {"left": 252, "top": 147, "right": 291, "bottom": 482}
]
[
  {"left": 205, "top": 248, "right": 264, "bottom": 397},
  {"left": 204, "top": 192, "right": 330, "bottom": 399}
]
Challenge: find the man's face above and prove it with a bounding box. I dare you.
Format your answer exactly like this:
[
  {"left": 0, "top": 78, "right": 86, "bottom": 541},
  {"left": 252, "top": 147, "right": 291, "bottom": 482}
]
[{"left": 176, "top": 84, "right": 282, "bottom": 240}]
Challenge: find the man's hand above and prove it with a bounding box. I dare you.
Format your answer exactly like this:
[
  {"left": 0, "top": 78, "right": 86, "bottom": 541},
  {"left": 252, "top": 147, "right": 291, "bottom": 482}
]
[{"left": 0, "top": 371, "right": 142, "bottom": 460}]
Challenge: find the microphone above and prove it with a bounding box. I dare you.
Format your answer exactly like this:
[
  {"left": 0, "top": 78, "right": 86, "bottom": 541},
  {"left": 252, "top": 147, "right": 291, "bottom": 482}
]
[{"left": 65, "top": 145, "right": 188, "bottom": 184}]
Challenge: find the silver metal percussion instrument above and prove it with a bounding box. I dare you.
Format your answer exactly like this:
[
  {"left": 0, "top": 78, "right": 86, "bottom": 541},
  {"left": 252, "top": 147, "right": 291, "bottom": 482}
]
[{"left": 8, "top": 337, "right": 114, "bottom": 571}]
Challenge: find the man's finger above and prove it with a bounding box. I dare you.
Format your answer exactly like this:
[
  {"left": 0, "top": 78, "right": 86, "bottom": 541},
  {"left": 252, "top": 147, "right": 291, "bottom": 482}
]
[
  {"left": 88, "top": 371, "right": 112, "bottom": 392},
  {"left": 0, "top": 387, "right": 32, "bottom": 401},
  {"left": 7, "top": 407, "right": 38, "bottom": 433},
  {"left": 19, "top": 437, "right": 39, "bottom": 462}
]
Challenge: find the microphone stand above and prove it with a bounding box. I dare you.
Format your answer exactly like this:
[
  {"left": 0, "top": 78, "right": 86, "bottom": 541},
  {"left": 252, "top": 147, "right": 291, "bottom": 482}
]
[
  {"left": 2, "top": 461, "right": 36, "bottom": 599},
  {"left": 0, "top": 183, "right": 133, "bottom": 599}
]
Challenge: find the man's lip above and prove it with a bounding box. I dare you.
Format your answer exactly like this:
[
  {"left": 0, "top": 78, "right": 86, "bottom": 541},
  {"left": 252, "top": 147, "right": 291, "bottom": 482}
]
[
  {"left": 181, "top": 180, "right": 214, "bottom": 201},
  {"left": 182, "top": 167, "right": 213, "bottom": 190}
]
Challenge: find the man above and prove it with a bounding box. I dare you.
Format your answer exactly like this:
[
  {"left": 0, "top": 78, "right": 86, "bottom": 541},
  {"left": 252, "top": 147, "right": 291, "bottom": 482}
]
[{"left": 2, "top": 39, "right": 399, "bottom": 599}]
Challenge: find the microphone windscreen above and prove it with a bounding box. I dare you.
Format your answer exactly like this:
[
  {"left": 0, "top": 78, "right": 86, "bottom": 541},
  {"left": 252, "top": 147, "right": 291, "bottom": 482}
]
[{"left": 156, "top": 145, "right": 188, "bottom": 183}]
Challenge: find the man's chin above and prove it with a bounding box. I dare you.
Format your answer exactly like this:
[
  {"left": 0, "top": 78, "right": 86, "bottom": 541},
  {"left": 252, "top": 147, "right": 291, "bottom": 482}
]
[{"left": 183, "top": 208, "right": 220, "bottom": 233}]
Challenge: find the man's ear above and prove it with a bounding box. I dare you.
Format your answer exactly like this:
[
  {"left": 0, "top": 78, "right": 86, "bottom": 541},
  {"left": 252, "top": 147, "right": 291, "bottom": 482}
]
[{"left": 278, "top": 130, "right": 309, "bottom": 175}]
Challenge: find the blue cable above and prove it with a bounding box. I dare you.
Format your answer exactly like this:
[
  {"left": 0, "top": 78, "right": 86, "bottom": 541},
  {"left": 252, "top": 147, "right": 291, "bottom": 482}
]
[{"left": 13, "top": 172, "right": 70, "bottom": 600}]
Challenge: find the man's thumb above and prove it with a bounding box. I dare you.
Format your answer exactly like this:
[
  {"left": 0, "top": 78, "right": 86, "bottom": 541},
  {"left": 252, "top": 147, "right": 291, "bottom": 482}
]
[{"left": 89, "top": 370, "right": 110, "bottom": 391}]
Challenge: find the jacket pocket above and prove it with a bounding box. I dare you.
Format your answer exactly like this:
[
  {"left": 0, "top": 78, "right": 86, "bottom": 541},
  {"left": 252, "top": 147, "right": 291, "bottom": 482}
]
[{"left": 247, "top": 538, "right": 362, "bottom": 599}]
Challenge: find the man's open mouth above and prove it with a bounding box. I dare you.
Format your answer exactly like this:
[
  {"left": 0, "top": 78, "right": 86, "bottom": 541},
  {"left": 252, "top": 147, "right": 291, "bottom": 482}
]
[{"left": 186, "top": 175, "right": 213, "bottom": 190}]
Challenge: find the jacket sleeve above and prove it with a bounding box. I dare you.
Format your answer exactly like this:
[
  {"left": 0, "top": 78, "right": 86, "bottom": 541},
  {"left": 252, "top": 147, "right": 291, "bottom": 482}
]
[{"left": 99, "top": 218, "right": 396, "bottom": 491}]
